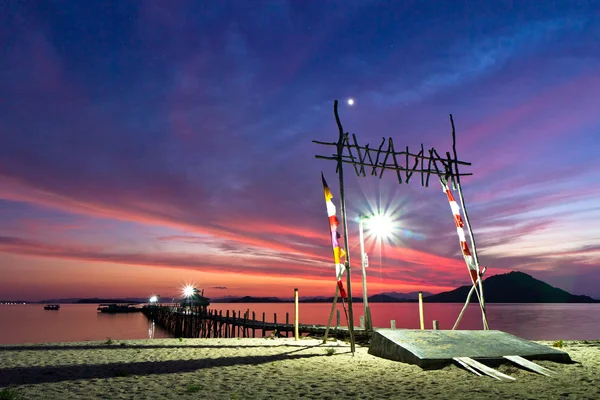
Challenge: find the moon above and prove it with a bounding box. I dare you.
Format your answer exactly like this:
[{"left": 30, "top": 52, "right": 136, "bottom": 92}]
[{"left": 347, "top": 98, "right": 355, "bottom": 106}]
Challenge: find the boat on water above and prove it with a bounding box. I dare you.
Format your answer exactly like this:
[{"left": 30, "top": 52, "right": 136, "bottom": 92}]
[
  {"left": 44, "top": 304, "right": 60, "bottom": 310},
  {"left": 97, "top": 303, "right": 142, "bottom": 313}
]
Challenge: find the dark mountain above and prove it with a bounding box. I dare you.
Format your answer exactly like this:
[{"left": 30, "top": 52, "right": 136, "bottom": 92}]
[
  {"left": 227, "top": 296, "right": 289, "bottom": 303},
  {"left": 36, "top": 297, "right": 150, "bottom": 304},
  {"left": 376, "top": 291, "right": 433, "bottom": 300},
  {"left": 212, "top": 296, "right": 248, "bottom": 303},
  {"left": 368, "top": 294, "right": 414, "bottom": 302},
  {"left": 76, "top": 298, "right": 144, "bottom": 304},
  {"left": 37, "top": 298, "right": 83, "bottom": 304},
  {"left": 214, "top": 293, "right": 434, "bottom": 303},
  {"left": 424, "top": 271, "right": 598, "bottom": 303},
  {"left": 306, "top": 297, "right": 364, "bottom": 303}
]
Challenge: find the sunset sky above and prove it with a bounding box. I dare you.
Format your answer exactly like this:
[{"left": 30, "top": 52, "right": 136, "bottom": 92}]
[{"left": 1, "top": 1, "right": 599, "bottom": 301}]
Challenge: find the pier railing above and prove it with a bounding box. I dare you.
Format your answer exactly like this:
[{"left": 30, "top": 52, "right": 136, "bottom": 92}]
[{"left": 142, "top": 305, "right": 368, "bottom": 340}]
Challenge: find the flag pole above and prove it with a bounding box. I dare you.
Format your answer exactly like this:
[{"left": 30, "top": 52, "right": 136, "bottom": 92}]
[{"left": 333, "top": 100, "right": 356, "bottom": 354}]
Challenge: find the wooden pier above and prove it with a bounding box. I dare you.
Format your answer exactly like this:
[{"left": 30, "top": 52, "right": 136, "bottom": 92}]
[{"left": 142, "top": 305, "right": 369, "bottom": 341}]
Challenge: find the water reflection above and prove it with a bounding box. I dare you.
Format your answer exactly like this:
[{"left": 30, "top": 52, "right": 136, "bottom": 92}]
[
  {"left": 148, "top": 320, "right": 155, "bottom": 339},
  {"left": 2, "top": 302, "right": 599, "bottom": 344}
]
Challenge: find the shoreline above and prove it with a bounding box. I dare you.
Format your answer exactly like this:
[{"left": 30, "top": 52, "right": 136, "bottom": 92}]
[{"left": 1, "top": 338, "right": 599, "bottom": 399}]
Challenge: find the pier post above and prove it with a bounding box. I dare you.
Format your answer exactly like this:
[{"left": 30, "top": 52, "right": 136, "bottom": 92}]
[
  {"left": 232, "top": 310, "right": 237, "bottom": 338},
  {"left": 419, "top": 291, "right": 425, "bottom": 330},
  {"left": 294, "top": 288, "right": 299, "bottom": 341},
  {"left": 252, "top": 311, "right": 256, "bottom": 338},
  {"left": 219, "top": 310, "right": 223, "bottom": 338},
  {"left": 226, "top": 310, "right": 230, "bottom": 338}
]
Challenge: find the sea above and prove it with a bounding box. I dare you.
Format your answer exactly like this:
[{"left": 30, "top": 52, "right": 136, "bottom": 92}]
[{"left": 1, "top": 302, "right": 599, "bottom": 345}]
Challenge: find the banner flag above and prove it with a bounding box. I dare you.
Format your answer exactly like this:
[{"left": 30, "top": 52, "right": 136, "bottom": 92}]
[{"left": 321, "top": 173, "right": 347, "bottom": 298}]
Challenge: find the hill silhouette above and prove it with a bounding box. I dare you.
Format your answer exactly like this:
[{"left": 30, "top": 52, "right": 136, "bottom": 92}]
[
  {"left": 76, "top": 298, "right": 143, "bottom": 304},
  {"left": 424, "top": 271, "right": 597, "bottom": 303}
]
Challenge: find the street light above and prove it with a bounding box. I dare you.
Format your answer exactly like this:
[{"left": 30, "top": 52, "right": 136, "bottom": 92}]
[{"left": 359, "top": 212, "right": 395, "bottom": 331}]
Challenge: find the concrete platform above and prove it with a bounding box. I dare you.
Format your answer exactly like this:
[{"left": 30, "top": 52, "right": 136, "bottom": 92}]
[{"left": 368, "top": 329, "right": 571, "bottom": 369}]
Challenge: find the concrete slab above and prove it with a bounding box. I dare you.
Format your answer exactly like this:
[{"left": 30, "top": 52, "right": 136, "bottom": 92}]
[{"left": 368, "top": 329, "right": 571, "bottom": 369}]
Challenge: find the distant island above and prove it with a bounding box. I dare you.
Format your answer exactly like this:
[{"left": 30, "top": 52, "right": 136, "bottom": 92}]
[
  {"left": 212, "top": 272, "right": 598, "bottom": 303},
  {"left": 213, "top": 291, "right": 433, "bottom": 303},
  {"left": 22, "top": 271, "right": 599, "bottom": 305},
  {"left": 76, "top": 298, "right": 143, "bottom": 304},
  {"left": 423, "top": 271, "right": 598, "bottom": 303}
]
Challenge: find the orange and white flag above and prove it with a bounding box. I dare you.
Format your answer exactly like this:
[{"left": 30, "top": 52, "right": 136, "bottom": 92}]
[{"left": 321, "top": 173, "right": 347, "bottom": 298}]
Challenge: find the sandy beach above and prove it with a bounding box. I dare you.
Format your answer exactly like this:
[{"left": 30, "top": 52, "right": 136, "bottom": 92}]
[{"left": 1, "top": 338, "right": 599, "bottom": 399}]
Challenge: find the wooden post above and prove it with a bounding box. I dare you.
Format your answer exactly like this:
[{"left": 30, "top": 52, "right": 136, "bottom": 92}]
[
  {"left": 433, "top": 320, "right": 439, "bottom": 330},
  {"left": 285, "top": 312, "right": 289, "bottom": 337},
  {"left": 294, "top": 288, "right": 299, "bottom": 341},
  {"left": 219, "top": 310, "right": 223, "bottom": 338},
  {"left": 252, "top": 311, "right": 256, "bottom": 338},
  {"left": 359, "top": 315, "right": 365, "bottom": 329},
  {"left": 418, "top": 291, "right": 424, "bottom": 330},
  {"left": 274, "top": 313, "right": 277, "bottom": 337},
  {"left": 232, "top": 310, "right": 237, "bottom": 338},
  {"left": 262, "top": 312, "right": 266, "bottom": 337},
  {"left": 390, "top": 320, "right": 396, "bottom": 329}
]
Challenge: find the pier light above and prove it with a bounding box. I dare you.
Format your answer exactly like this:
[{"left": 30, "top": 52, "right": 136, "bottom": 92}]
[
  {"left": 149, "top": 295, "right": 158, "bottom": 303},
  {"left": 183, "top": 285, "right": 195, "bottom": 298}
]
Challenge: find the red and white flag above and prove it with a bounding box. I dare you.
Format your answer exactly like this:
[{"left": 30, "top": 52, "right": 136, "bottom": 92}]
[{"left": 441, "top": 181, "right": 482, "bottom": 284}]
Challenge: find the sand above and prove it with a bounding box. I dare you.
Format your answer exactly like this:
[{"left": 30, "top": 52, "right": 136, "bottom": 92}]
[{"left": 0, "top": 338, "right": 599, "bottom": 399}]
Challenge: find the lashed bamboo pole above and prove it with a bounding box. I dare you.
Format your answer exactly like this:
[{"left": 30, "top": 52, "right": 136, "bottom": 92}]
[
  {"left": 429, "top": 149, "right": 487, "bottom": 329},
  {"left": 333, "top": 100, "right": 356, "bottom": 354},
  {"left": 449, "top": 115, "right": 489, "bottom": 330},
  {"left": 323, "top": 284, "right": 340, "bottom": 343}
]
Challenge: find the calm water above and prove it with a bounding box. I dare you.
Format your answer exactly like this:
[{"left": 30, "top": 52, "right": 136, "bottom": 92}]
[
  {"left": 0, "top": 304, "right": 172, "bottom": 344},
  {"left": 1, "top": 302, "right": 599, "bottom": 344}
]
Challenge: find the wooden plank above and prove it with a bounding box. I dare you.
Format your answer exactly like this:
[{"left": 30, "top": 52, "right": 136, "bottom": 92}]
[
  {"left": 452, "top": 357, "right": 482, "bottom": 376},
  {"left": 455, "top": 357, "right": 516, "bottom": 381},
  {"left": 504, "top": 355, "right": 556, "bottom": 377}
]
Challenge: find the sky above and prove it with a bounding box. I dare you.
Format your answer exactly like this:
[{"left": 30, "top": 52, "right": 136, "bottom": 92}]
[{"left": 1, "top": 1, "right": 599, "bottom": 301}]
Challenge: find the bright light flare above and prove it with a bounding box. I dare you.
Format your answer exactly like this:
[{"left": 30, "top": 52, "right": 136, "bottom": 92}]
[
  {"left": 347, "top": 98, "right": 354, "bottom": 106},
  {"left": 183, "top": 285, "right": 195, "bottom": 297},
  {"left": 149, "top": 295, "right": 158, "bottom": 303},
  {"left": 365, "top": 214, "right": 394, "bottom": 239}
]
